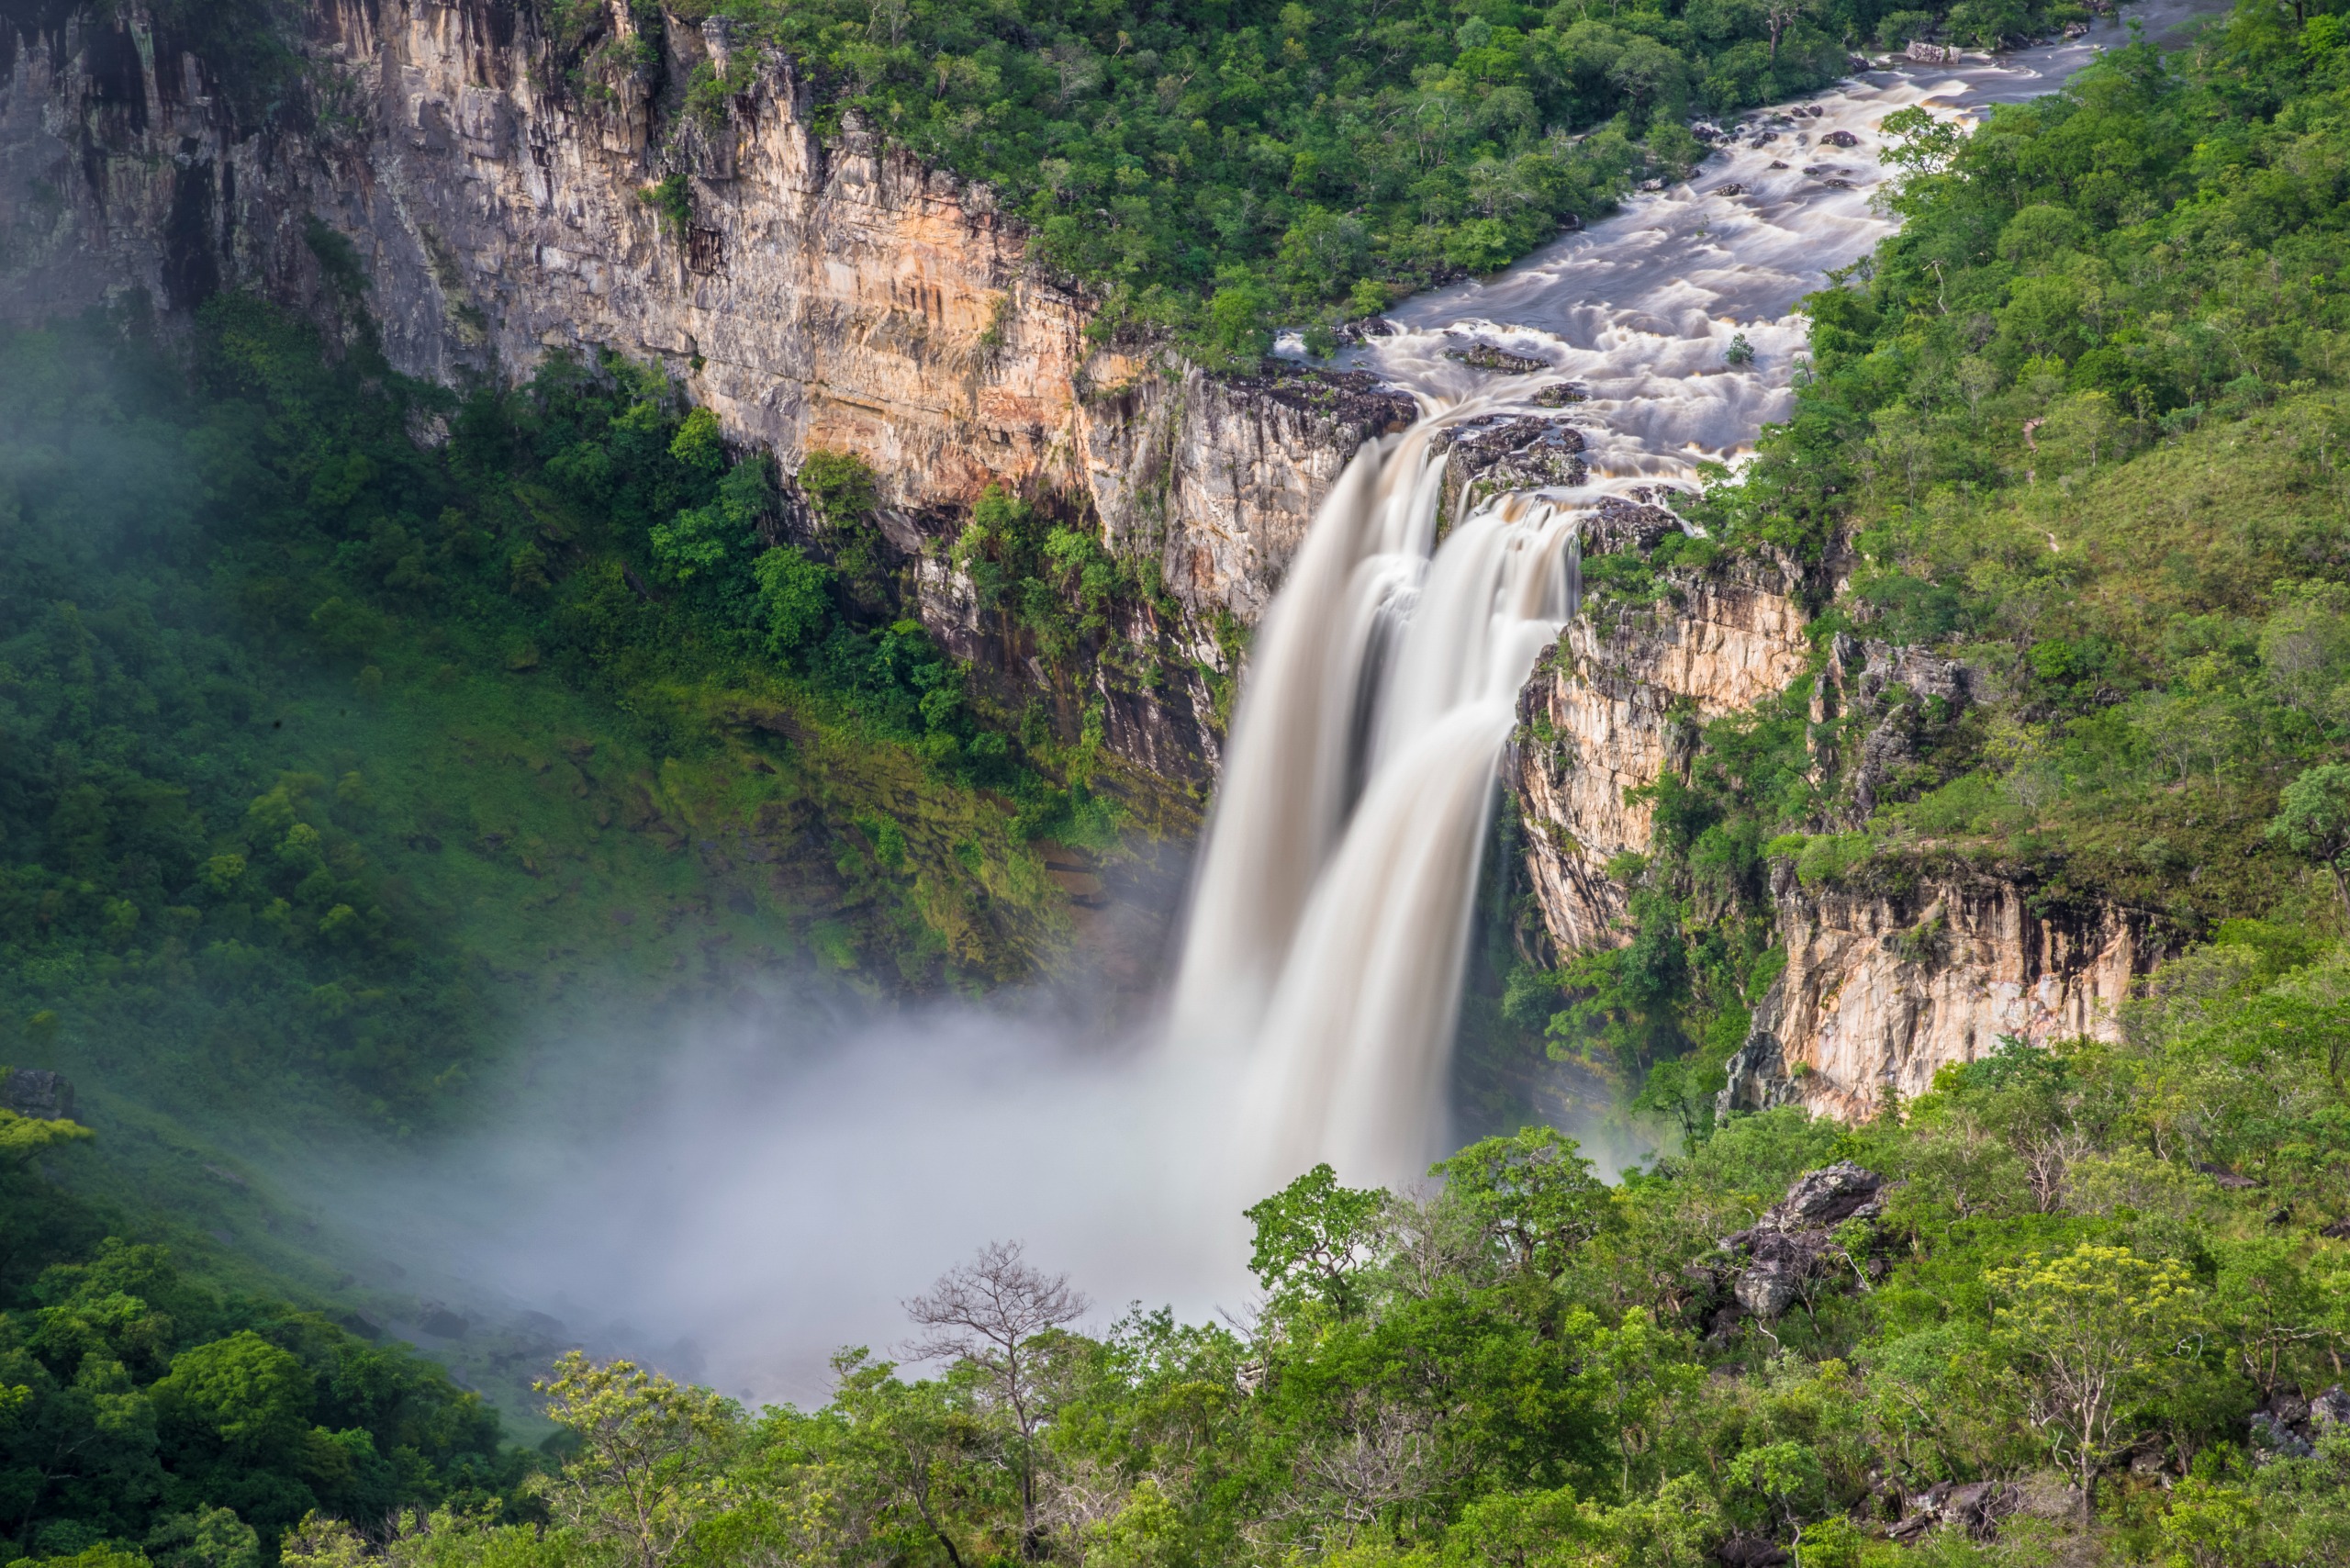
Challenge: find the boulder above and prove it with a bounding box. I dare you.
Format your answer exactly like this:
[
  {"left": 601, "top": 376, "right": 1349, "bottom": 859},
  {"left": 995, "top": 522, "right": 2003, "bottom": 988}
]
[
  {"left": 0, "top": 1069, "right": 76, "bottom": 1122},
  {"left": 1820, "top": 129, "right": 1861, "bottom": 148},
  {"left": 1714, "top": 1534, "right": 1790, "bottom": 1568},
  {"left": 2251, "top": 1384, "right": 2350, "bottom": 1459},
  {"left": 1447, "top": 342, "right": 1555, "bottom": 375},
  {"left": 1774, "top": 1159, "right": 1887, "bottom": 1226},
  {"left": 1898, "top": 1480, "right": 2023, "bottom": 1540},
  {"left": 1234, "top": 362, "right": 1419, "bottom": 434},
  {"left": 1713, "top": 1161, "right": 1890, "bottom": 1323},
  {"left": 1433, "top": 415, "right": 1588, "bottom": 514},
  {"left": 1584, "top": 495, "right": 1683, "bottom": 556}
]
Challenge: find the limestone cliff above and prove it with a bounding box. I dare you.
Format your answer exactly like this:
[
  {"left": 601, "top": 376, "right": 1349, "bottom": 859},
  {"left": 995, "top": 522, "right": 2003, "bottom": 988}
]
[
  {"left": 1510, "top": 555, "right": 1811, "bottom": 951},
  {"left": 1718, "top": 870, "right": 2154, "bottom": 1120},
  {"left": 1511, "top": 554, "right": 2171, "bottom": 1125},
  {"left": 0, "top": 0, "right": 1403, "bottom": 785}
]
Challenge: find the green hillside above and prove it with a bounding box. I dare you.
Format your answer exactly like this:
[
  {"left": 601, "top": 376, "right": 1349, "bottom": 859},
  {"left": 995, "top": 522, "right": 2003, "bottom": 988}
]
[{"left": 15, "top": 0, "right": 2350, "bottom": 1562}]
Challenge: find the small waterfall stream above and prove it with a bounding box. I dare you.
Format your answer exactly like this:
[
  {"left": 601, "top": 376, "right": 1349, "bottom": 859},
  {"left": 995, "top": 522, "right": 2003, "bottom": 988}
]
[{"left": 1168, "top": 1, "right": 2221, "bottom": 1190}]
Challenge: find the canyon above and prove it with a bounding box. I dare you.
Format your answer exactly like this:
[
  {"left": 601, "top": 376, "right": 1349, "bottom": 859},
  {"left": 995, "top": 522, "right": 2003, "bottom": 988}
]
[
  {"left": 0, "top": 0, "right": 1413, "bottom": 789},
  {"left": 0, "top": 0, "right": 2167, "bottom": 1126}
]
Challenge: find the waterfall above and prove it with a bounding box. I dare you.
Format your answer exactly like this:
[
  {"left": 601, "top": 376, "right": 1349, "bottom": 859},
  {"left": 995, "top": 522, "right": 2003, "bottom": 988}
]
[
  {"left": 1165, "top": 11, "right": 2209, "bottom": 1193},
  {"left": 1170, "top": 395, "right": 1583, "bottom": 1187}
]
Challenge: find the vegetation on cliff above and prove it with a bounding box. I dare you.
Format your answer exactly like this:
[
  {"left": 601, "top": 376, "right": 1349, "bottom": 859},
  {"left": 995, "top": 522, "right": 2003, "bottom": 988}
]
[
  {"left": 1518, "top": 2, "right": 2350, "bottom": 1125},
  {"left": 0, "top": 291, "right": 1152, "bottom": 1162},
  {"left": 631, "top": 0, "right": 2098, "bottom": 361}
]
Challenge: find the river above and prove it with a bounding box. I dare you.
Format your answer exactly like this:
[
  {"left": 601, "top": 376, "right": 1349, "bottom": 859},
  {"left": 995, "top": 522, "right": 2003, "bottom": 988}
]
[
  {"left": 1167, "top": 0, "right": 2229, "bottom": 1193},
  {"left": 361, "top": 3, "right": 2229, "bottom": 1402}
]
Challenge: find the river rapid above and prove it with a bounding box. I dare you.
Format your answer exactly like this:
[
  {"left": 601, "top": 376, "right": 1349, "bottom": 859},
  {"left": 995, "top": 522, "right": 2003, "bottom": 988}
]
[
  {"left": 1167, "top": 0, "right": 2230, "bottom": 1193},
  {"left": 353, "top": 3, "right": 2228, "bottom": 1405}
]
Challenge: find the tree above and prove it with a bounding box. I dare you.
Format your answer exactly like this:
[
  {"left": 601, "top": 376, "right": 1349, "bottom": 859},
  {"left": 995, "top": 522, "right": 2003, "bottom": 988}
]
[
  {"left": 533, "top": 1351, "right": 743, "bottom": 1568},
  {"left": 1430, "top": 1127, "right": 1608, "bottom": 1281},
  {"left": 277, "top": 1517, "right": 367, "bottom": 1568},
  {"left": 151, "top": 1331, "right": 314, "bottom": 1465},
  {"left": 2268, "top": 763, "right": 2350, "bottom": 921},
  {"left": 2214, "top": 1238, "right": 2334, "bottom": 1400},
  {"left": 1578, "top": 1309, "right": 1704, "bottom": 1495},
  {"left": 824, "top": 1352, "right": 997, "bottom": 1568},
  {"left": 1726, "top": 1441, "right": 1823, "bottom": 1538},
  {"left": 751, "top": 545, "right": 834, "bottom": 659},
  {"left": 902, "top": 1240, "right": 1089, "bottom": 1559},
  {"left": 1760, "top": 0, "right": 1811, "bottom": 60},
  {"left": 1242, "top": 1164, "right": 1389, "bottom": 1314},
  {"left": 145, "top": 1507, "right": 260, "bottom": 1568},
  {"left": 1986, "top": 1243, "right": 2203, "bottom": 1524},
  {"left": 1877, "top": 106, "right": 1964, "bottom": 179},
  {"left": 0, "top": 1107, "right": 92, "bottom": 1168}
]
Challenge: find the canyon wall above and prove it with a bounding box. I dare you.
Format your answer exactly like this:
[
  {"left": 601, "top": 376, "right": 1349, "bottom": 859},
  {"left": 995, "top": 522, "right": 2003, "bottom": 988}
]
[
  {"left": 0, "top": 0, "right": 1405, "bottom": 784},
  {"left": 1719, "top": 872, "right": 2152, "bottom": 1120},
  {"left": 1513, "top": 557, "right": 2166, "bottom": 1120},
  {"left": 1511, "top": 557, "right": 1812, "bottom": 950}
]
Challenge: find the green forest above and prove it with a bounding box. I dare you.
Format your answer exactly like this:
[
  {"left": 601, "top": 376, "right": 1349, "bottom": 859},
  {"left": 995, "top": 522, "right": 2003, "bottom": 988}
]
[
  {"left": 610, "top": 0, "right": 2098, "bottom": 358},
  {"left": 17, "top": 0, "right": 2350, "bottom": 1560},
  {"left": 1535, "top": 0, "right": 2350, "bottom": 1124}
]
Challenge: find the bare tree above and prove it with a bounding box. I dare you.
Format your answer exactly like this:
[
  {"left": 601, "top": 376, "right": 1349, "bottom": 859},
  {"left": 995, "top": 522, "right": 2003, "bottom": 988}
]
[
  {"left": 903, "top": 1240, "right": 1090, "bottom": 1559},
  {"left": 1762, "top": 0, "right": 1812, "bottom": 60}
]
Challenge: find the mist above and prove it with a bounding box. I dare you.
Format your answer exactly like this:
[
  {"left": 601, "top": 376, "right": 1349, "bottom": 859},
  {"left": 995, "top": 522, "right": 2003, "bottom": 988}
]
[{"left": 321, "top": 977, "right": 1281, "bottom": 1406}]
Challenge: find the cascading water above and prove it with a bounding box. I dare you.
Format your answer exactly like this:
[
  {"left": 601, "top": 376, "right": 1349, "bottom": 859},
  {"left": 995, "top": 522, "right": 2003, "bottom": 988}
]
[{"left": 1169, "top": 0, "right": 2222, "bottom": 1191}]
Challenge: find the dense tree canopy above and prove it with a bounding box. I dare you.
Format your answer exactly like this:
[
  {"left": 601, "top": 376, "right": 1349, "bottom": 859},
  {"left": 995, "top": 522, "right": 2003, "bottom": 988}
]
[{"left": 600, "top": 0, "right": 2099, "bottom": 357}]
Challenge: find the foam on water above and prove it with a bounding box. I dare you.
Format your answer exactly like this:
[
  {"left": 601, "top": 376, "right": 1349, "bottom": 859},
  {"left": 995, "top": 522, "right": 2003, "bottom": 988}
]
[{"left": 1169, "top": 0, "right": 2227, "bottom": 1189}]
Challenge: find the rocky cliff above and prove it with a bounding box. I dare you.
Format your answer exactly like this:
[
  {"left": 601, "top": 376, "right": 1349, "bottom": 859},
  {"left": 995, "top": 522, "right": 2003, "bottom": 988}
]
[
  {"left": 0, "top": 0, "right": 1406, "bottom": 785},
  {"left": 1512, "top": 551, "right": 2169, "bottom": 1123},
  {"left": 1511, "top": 554, "right": 1812, "bottom": 951},
  {"left": 1718, "top": 870, "right": 2154, "bottom": 1120}
]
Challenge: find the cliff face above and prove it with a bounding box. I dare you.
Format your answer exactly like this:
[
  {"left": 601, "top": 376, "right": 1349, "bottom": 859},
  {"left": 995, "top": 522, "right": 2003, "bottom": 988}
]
[
  {"left": 1513, "top": 560, "right": 2168, "bottom": 1125},
  {"left": 0, "top": 0, "right": 1399, "bottom": 785},
  {"left": 1720, "top": 872, "right": 2153, "bottom": 1120},
  {"left": 1511, "top": 560, "right": 1812, "bottom": 951}
]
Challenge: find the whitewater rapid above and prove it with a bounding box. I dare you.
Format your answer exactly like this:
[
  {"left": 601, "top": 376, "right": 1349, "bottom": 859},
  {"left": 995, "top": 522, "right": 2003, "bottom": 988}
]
[
  {"left": 344, "top": 1, "right": 2232, "bottom": 1410},
  {"left": 1169, "top": 0, "right": 2221, "bottom": 1191}
]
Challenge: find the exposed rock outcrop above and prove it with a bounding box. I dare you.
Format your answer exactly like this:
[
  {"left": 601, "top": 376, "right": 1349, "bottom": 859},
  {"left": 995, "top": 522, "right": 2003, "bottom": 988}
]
[
  {"left": 1431, "top": 413, "right": 1587, "bottom": 522},
  {"left": 1511, "top": 557, "right": 1812, "bottom": 950},
  {"left": 1445, "top": 341, "right": 1552, "bottom": 375},
  {"left": 0, "top": 1068, "right": 77, "bottom": 1122},
  {"left": 1082, "top": 359, "right": 1417, "bottom": 634},
  {"left": 0, "top": 0, "right": 1403, "bottom": 784},
  {"left": 1706, "top": 1159, "right": 1888, "bottom": 1321},
  {"left": 1719, "top": 870, "right": 2157, "bottom": 1121},
  {"left": 2250, "top": 1385, "right": 2350, "bottom": 1460}
]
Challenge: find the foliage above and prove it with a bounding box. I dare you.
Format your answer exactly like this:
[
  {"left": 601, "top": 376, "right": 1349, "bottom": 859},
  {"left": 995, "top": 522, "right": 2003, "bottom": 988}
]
[
  {"left": 253, "top": 1000, "right": 2350, "bottom": 1563},
  {"left": 532, "top": 1352, "right": 740, "bottom": 1568},
  {"left": 0, "top": 297, "right": 1113, "bottom": 1145},
  {"left": 0, "top": 1132, "right": 515, "bottom": 1563},
  {"left": 618, "top": 0, "right": 2079, "bottom": 359}
]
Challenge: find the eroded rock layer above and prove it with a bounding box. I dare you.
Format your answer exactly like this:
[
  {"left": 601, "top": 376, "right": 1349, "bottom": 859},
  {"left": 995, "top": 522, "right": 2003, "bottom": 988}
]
[
  {"left": 1720, "top": 872, "right": 2152, "bottom": 1121},
  {"left": 0, "top": 0, "right": 1404, "bottom": 783},
  {"left": 1511, "top": 558, "right": 1812, "bottom": 950}
]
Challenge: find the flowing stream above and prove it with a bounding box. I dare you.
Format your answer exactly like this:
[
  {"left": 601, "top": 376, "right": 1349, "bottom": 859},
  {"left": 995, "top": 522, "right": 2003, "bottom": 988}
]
[
  {"left": 1169, "top": 0, "right": 2222, "bottom": 1191},
  {"left": 345, "top": 2, "right": 2235, "bottom": 1406}
]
